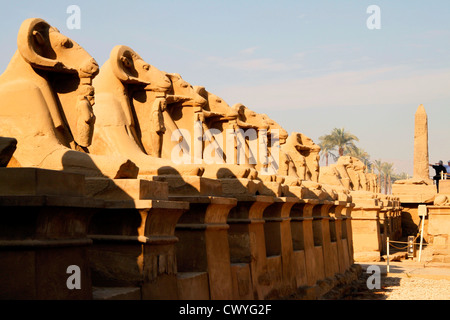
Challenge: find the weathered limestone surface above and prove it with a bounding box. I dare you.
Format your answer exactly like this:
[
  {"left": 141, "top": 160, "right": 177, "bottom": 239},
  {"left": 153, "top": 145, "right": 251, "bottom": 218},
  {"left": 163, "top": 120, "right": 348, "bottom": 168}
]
[
  {"left": 0, "top": 168, "right": 102, "bottom": 299},
  {"left": 427, "top": 196, "right": 450, "bottom": 263},
  {"left": 438, "top": 180, "right": 450, "bottom": 194},
  {"left": 172, "top": 196, "right": 237, "bottom": 300},
  {"left": 87, "top": 199, "right": 189, "bottom": 300},
  {"left": 89, "top": 45, "right": 204, "bottom": 178},
  {"left": 391, "top": 105, "right": 438, "bottom": 256},
  {"left": 413, "top": 104, "right": 430, "bottom": 182},
  {"left": 0, "top": 18, "right": 138, "bottom": 179},
  {"left": 319, "top": 154, "right": 404, "bottom": 262},
  {"left": 0, "top": 18, "right": 359, "bottom": 300},
  {"left": 392, "top": 183, "right": 436, "bottom": 203}
]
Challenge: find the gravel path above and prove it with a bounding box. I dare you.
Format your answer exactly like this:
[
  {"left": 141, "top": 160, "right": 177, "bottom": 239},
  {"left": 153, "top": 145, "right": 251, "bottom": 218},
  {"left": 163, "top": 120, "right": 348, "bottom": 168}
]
[
  {"left": 337, "top": 270, "right": 450, "bottom": 300},
  {"left": 343, "top": 264, "right": 450, "bottom": 300},
  {"left": 381, "top": 276, "right": 450, "bottom": 300},
  {"left": 338, "top": 244, "right": 450, "bottom": 300}
]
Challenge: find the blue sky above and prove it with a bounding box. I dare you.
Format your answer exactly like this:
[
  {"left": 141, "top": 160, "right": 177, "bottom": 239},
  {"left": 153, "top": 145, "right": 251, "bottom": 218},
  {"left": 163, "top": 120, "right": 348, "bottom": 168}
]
[{"left": 2, "top": 1, "right": 450, "bottom": 175}]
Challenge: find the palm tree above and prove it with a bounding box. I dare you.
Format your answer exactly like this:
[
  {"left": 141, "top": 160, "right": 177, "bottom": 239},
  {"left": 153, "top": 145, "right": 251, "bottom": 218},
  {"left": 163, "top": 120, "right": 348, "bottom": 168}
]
[
  {"left": 319, "top": 128, "right": 359, "bottom": 157},
  {"left": 373, "top": 159, "right": 383, "bottom": 193},
  {"left": 381, "top": 162, "right": 394, "bottom": 194},
  {"left": 318, "top": 141, "right": 337, "bottom": 166}
]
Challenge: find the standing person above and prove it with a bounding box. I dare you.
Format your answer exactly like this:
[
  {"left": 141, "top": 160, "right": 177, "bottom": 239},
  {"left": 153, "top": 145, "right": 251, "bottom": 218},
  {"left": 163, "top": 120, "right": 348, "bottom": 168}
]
[
  {"left": 430, "top": 160, "right": 447, "bottom": 192},
  {"left": 445, "top": 161, "right": 450, "bottom": 179}
]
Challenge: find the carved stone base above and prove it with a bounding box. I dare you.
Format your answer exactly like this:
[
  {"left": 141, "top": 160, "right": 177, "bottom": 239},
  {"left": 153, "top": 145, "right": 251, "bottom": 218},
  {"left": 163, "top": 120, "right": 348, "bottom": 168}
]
[
  {"left": 0, "top": 167, "right": 85, "bottom": 197},
  {"left": 85, "top": 177, "right": 168, "bottom": 200},
  {"left": 149, "top": 175, "right": 223, "bottom": 196},
  {"left": 220, "top": 178, "right": 259, "bottom": 196},
  {"left": 392, "top": 183, "right": 436, "bottom": 203}
]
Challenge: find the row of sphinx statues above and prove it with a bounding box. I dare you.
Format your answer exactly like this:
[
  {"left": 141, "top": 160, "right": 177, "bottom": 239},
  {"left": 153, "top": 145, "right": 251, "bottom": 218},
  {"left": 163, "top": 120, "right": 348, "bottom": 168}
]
[{"left": 0, "top": 18, "right": 379, "bottom": 196}]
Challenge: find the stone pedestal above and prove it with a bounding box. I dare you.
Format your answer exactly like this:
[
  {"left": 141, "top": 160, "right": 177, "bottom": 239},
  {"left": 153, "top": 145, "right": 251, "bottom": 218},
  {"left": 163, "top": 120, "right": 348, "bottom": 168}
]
[
  {"left": 88, "top": 199, "right": 188, "bottom": 300},
  {"left": 393, "top": 183, "right": 435, "bottom": 241},
  {"left": 392, "top": 183, "right": 436, "bottom": 203},
  {"left": 289, "top": 200, "right": 310, "bottom": 288},
  {"left": 379, "top": 207, "right": 389, "bottom": 252},
  {"left": 351, "top": 203, "right": 382, "bottom": 262},
  {"left": 438, "top": 180, "right": 450, "bottom": 194},
  {"left": 288, "top": 185, "right": 354, "bottom": 292},
  {"left": 0, "top": 167, "right": 86, "bottom": 197},
  {"left": 220, "top": 178, "right": 259, "bottom": 196},
  {"left": 332, "top": 202, "right": 353, "bottom": 273},
  {"left": 172, "top": 196, "right": 237, "bottom": 300},
  {"left": 258, "top": 181, "right": 284, "bottom": 197},
  {"left": 293, "top": 200, "right": 324, "bottom": 287},
  {"left": 85, "top": 177, "right": 168, "bottom": 200},
  {"left": 226, "top": 195, "right": 274, "bottom": 300},
  {"left": 342, "top": 203, "right": 354, "bottom": 266},
  {"left": 313, "top": 200, "right": 340, "bottom": 279},
  {"left": 427, "top": 205, "right": 450, "bottom": 263},
  {"left": 0, "top": 168, "right": 103, "bottom": 300},
  {"left": 378, "top": 195, "right": 402, "bottom": 243},
  {"left": 151, "top": 175, "right": 223, "bottom": 197},
  {"left": 262, "top": 197, "right": 297, "bottom": 298}
]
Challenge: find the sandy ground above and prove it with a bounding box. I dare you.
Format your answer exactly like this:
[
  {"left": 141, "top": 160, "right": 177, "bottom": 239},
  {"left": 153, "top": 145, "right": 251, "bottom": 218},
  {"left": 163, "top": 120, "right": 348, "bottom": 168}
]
[
  {"left": 345, "top": 268, "right": 450, "bottom": 300},
  {"left": 342, "top": 247, "right": 450, "bottom": 300}
]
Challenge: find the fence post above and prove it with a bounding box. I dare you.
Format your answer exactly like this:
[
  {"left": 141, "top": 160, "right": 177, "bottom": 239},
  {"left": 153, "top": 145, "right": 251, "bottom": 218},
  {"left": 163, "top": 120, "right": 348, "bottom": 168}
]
[
  {"left": 386, "top": 236, "right": 390, "bottom": 274},
  {"left": 418, "top": 205, "right": 427, "bottom": 262}
]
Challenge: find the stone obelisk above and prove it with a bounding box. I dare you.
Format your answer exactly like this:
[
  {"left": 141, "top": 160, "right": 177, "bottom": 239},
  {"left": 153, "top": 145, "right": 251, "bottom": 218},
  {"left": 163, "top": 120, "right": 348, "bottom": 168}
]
[{"left": 413, "top": 104, "right": 430, "bottom": 181}]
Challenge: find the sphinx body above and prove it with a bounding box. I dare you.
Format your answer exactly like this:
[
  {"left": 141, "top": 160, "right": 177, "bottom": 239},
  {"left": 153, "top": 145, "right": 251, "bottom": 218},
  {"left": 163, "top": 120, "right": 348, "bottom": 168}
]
[
  {"left": 318, "top": 154, "right": 380, "bottom": 195},
  {"left": 338, "top": 156, "right": 372, "bottom": 192},
  {"left": 366, "top": 172, "right": 380, "bottom": 193},
  {"left": 281, "top": 132, "right": 321, "bottom": 184},
  {"left": 350, "top": 157, "right": 370, "bottom": 191},
  {"left": 0, "top": 18, "right": 137, "bottom": 178},
  {"left": 344, "top": 156, "right": 362, "bottom": 190},
  {"left": 193, "top": 87, "right": 255, "bottom": 179},
  {"left": 88, "top": 45, "right": 203, "bottom": 177},
  {"left": 132, "top": 73, "right": 253, "bottom": 179},
  {"left": 229, "top": 103, "right": 279, "bottom": 180},
  {"left": 318, "top": 165, "right": 346, "bottom": 189}
]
